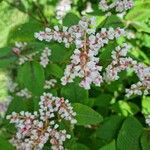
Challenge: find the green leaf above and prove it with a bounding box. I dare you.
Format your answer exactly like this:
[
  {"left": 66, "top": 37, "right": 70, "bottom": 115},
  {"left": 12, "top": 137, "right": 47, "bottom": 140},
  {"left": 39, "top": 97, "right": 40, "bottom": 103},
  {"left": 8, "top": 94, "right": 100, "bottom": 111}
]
[
  {"left": 117, "top": 117, "right": 143, "bottom": 150},
  {"left": 125, "top": 1, "right": 150, "bottom": 33},
  {"left": 61, "top": 82, "right": 89, "bottom": 104},
  {"left": 99, "top": 140, "right": 116, "bottom": 150},
  {"left": 0, "top": 135, "right": 15, "bottom": 150},
  {"left": 50, "top": 43, "right": 73, "bottom": 63},
  {"left": 46, "top": 63, "right": 63, "bottom": 78},
  {"left": 112, "top": 101, "right": 140, "bottom": 116},
  {"left": 100, "top": 15, "right": 124, "bottom": 28},
  {"left": 99, "top": 41, "right": 117, "bottom": 67},
  {"left": 126, "top": 1, "right": 150, "bottom": 21},
  {"left": 63, "top": 13, "right": 80, "bottom": 27},
  {"left": 142, "top": 97, "right": 150, "bottom": 115},
  {"left": 140, "top": 130, "right": 150, "bottom": 150},
  {"left": 0, "top": 47, "right": 16, "bottom": 68},
  {"left": 73, "top": 103, "right": 103, "bottom": 125},
  {"left": 70, "top": 143, "right": 90, "bottom": 150},
  {"left": 6, "top": 96, "right": 28, "bottom": 114},
  {"left": 94, "top": 94, "right": 112, "bottom": 107},
  {"left": 17, "top": 61, "right": 45, "bottom": 95},
  {"left": 7, "top": 19, "right": 43, "bottom": 44},
  {"left": 130, "top": 22, "right": 150, "bottom": 33},
  {"left": 95, "top": 115, "right": 124, "bottom": 142}
]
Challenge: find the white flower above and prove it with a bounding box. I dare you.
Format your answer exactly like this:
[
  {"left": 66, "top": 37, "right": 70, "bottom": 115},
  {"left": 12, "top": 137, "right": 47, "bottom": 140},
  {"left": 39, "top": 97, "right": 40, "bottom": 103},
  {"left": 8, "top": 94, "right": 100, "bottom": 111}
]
[
  {"left": 7, "top": 79, "right": 18, "bottom": 93},
  {"left": 99, "top": 0, "right": 134, "bottom": 13},
  {"left": 146, "top": 115, "right": 150, "bottom": 127},
  {"left": 16, "top": 88, "right": 32, "bottom": 99},
  {"left": 0, "top": 96, "right": 12, "bottom": 116},
  {"left": 40, "top": 47, "right": 51, "bottom": 68},
  {"left": 44, "top": 79, "right": 57, "bottom": 89},
  {"left": 104, "top": 43, "right": 150, "bottom": 97},
  {"left": 18, "top": 52, "right": 38, "bottom": 65},
  {"left": 7, "top": 92, "right": 77, "bottom": 150},
  {"left": 56, "top": 0, "right": 72, "bottom": 21}
]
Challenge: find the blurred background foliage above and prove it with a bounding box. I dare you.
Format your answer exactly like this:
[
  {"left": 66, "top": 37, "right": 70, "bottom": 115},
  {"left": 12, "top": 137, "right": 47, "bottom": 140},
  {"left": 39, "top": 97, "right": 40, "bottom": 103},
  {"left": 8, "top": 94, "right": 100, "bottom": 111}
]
[{"left": 0, "top": 0, "right": 150, "bottom": 149}]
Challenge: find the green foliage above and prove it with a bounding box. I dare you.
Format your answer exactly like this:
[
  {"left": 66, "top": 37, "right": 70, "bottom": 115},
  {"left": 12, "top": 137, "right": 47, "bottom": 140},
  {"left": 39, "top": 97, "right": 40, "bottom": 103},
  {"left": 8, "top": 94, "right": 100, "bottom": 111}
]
[
  {"left": 73, "top": 103, "right": 103, "bottom": 125},
  {"left": 61, "top": 82, "right": 89, "bottom": 104},
  {"left": 17, "top": 61, "right": 45, "bottom": 95},
  {"left": 142, "top": 97, "right": 150, "bottom": 115},
  {"left": 125, "top": 1, "right": 150, "bottom": 33},
  {"left": 140, "top": 130, "right": 150, "bottom": 150},
  {"left": 117, "top": 117, "right": 143, "bottom": 150},
  {"left": 63, "top": 13, "right": 80, "bottom": 27},
  {"left": 6, "top": 96, "right": 28, "bottom": 114},
  {"left": 112, "top": 100, "right": 140, "bottom": 116},
  {"left": 0, "top": 47, "right": 16, "bottom": 68},
  {"left": 95, "top": 115, "right": 124, "bottom": 142},
  {"left": 99, "top": 140, "right": 116, "bottom": 150},
  {"left": 70, "top": 143, "right": 90, "bottom": 150},
  {"left": 0, "top": 135, "right": 15, "bottom": 150},
  {"left": 7, "top": 19, "right": 43, "bottom": 44},
  {"left": 0, "top": 0, "right": 150, "bottom": 149},
  {"left": 46, "top": 63, "right": 63, "bottom": 78}
]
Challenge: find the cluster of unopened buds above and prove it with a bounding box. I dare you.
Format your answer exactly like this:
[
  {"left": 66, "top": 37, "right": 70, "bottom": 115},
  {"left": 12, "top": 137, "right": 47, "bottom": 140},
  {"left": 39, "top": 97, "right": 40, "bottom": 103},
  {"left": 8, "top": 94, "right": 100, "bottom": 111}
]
[
  {"left": 44, "top": 79, "right": 57, "bottom": 89},
  {"left": 18, "top": 53, "right": 37, "bottom": 65},
  {"left": 146, "top": 115, "right": 150, "bottom": 127},
  {"left": 16, "top": 88, "right": 32, "bottom": 99},
  {"left": 35, "top": 17, "right": 125, "bottom": 89},
  {"left": 7, "top": 79, "right": 32, "bottom": 99},
  {"left": 12, "top": 42, "right": 27, "bottom": 56},
  {"left": 40, "top": 47, "right": 51, "bottom": 68},
  {"left": 99, "top": 0, "right": 134, "bottom": 13},
  {"left": 12, "top": 42, "right": 38, "bottom": 65},
  {"left": 6, "top": 92, "right": 77, "bottom": 150},
  {"left": 12, "top": 42, "right": 52, "bottom": 67},
  {"left": 55, "top": 0, "right": 72, "bottom": 21}
]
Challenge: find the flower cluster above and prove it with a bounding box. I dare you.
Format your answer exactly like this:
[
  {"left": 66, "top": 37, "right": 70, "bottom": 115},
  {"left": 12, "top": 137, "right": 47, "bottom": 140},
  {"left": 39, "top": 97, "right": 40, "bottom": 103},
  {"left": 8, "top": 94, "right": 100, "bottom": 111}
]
[
  {"left": 0, "top": 101, "right": 8, "bottom": 114},
  {"left": 7, "top": 79, "right": 18, "bottom": 93},
  {"left": 40, "top": 47, "right": 51, "bottom": 68},
  {"left": 16, "top": 88, "right": 32, "bottom": 99},
  {"left": 99, "top": 0, "right": 134, "bottom": 13},
  {"left": 61, "top": 48, "right": 103, "bottom": 89},
  {"left": 104, "top": 43, "right": 150, "bottom": 97},
  {"left": 12, "top": 42, "right": 37, "bottom": 65},
  {"left": 12, "top": 42, "right": 27, "bottom": 56},
  {"left": 7, "top": 79, "right": 32, "bottom": 99},
  {"left": 35, "top": 17, "right": 125, "bottom": 89},
  {"left": 0, "top": 96, "right": 13, "bottom": 116},
  {"left": 146, "top": 115, "right": 150, "bottom": 127},
  {"left": 6, "top": 92, "right": 77, "bottom": 150},
  {"left": 18, "top": 53, "right": 37, "bottom": 65},
  {"left": 126, "top": 63, "right": 150, "bottom": 97},
  {"left": 12, "top": 42, "right": 51, "bottom": 66},
  {"left": 56, "top": 0, "right": 72, "bottom": 21},
  {"left": 44, "top": 79, "right": 57, "bottom": 89},
  {"left": 104, "top": 43, "right": 133, "bottom": 81}
]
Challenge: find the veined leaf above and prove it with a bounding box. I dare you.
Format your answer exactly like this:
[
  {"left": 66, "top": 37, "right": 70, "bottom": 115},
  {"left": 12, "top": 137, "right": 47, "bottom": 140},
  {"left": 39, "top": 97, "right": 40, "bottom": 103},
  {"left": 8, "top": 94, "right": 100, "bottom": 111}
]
[
  {"left": 117, "top": 117, "right": 143, "bottom": 150},
  {"left": 17, "top": 61, "right": 45, "bottom": 95},
  {"left": 73, "top": 103, "right": 103, "bottom": 125},
  {"left": 99, "top": 140, "right": 116, "bottom": 150}
]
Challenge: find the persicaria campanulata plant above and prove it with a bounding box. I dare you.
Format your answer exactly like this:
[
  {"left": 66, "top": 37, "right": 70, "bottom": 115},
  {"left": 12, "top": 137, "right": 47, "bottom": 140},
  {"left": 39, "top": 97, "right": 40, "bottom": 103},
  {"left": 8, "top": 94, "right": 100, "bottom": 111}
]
[{"left": 3, "top": 0, "right": 150, "bottom": 150}]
